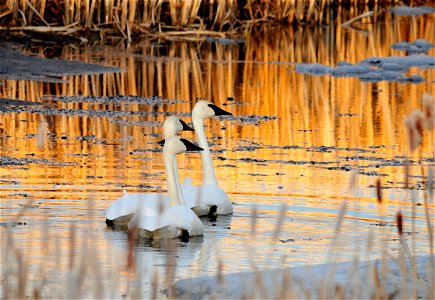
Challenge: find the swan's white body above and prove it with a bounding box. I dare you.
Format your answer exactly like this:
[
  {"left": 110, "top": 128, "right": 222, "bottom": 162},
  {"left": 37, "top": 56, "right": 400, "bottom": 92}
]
[
  {"left": 131, "top": 202, "right": 203, "bottom": 239},
  {"left": 178, "top": 101, "right": 233, "bottom": 216},
  {"left": 105, "top": 131, "right": 204, "bottom": 239},
  {"left": 105, "top": 191, "right": 165, "bottom": 230},
  {"left": 105, "top": 116, "right": 191, "bottom": 229},
  {"left": 182, "top": 177, "right": 232, "bottom": 216}
]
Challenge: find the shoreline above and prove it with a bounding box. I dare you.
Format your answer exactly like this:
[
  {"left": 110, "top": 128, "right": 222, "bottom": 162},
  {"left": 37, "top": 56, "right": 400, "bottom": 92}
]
[{"left": 171, "top": 254, "right": 433, "bottom": 299}]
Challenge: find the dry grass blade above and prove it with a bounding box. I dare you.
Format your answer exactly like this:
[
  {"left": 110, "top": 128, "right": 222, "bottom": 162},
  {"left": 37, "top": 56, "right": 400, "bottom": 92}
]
[
  {"left": 424, "top": 167, "right": 435, "bottom": 287},
  {"left": 24, "top": 0, "right": 50, "bottom": 28},
  {"left": 422, "top": 93, "right": 434, "bottom": 130},
  {"left": 250, "top": 204, "right": 258, "bottom": 236},
  {"left": 69, "top": 224, "right": 76, "bottom": 270},
  {"left": 404, "top": 162, "right": 410, "bottom": 189},
  {"left": 334, "top": 201, "right": 347, "bottom": 238},
  {"left": 217, "top": 259, "right": 224, "bottom": 285},
  {"left": 151, "top": 269, "right": 159, "bottom": 299},
  {"left": 397, "top": 211, "right": 403, "bottom": 236},
  {"left": 126, "top": 225, "right": 138, "bottom": 270},
  {"left": 164, "top": 239, "right": 178, "bottom": 298},
  {"left": 342, "top": 11, "right": 374, "bottom": 28},
  {"left": 376, "top": 178, "right": 382, "bottom": 204},
  {"left": 396, "top": 210, "right": 418, "bottom": 279},
  {"left": 271, "top": 203, "right": 287, "bottom": 241}
]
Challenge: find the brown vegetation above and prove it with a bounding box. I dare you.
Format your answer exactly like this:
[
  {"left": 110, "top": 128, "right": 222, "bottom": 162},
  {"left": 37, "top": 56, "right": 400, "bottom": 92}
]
[{"left": 0, "top": 0, "right": 431, "bottom": 41}]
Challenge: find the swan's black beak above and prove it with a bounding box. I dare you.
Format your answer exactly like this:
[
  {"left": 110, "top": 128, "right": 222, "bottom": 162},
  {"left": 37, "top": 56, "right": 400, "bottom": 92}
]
[
  {"left": 179, "top": 119, "right": 194, "bottom": 131},
  {"left": 180, "top": 138, "right": 203, "bottom": 152},
  {"left": 158, "top": 139, "right": 165, "bottom": 147},
  {"left": 208, "top": 104, "right": 232, "bottom": 116}
]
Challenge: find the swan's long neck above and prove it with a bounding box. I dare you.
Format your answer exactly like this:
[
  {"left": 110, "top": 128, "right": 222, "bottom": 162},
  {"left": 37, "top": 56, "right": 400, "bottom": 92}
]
[
  {"left": 164, "top": 152, "right": 181, "bottom": 207},
  {"left": 173, "top": 159, "right": 185, "bottom": 204},
  {"left": 192, "top": 116, "right": 218, "bottom": 186}
]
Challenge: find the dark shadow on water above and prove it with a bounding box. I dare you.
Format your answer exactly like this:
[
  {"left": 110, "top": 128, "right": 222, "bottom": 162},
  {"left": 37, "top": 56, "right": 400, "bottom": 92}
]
[{"left": 137, "top": 235, "right": 205, "bottom": 251}]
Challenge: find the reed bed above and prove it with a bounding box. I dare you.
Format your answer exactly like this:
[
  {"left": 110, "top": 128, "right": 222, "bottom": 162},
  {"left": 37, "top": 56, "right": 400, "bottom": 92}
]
[{"left": 0, "top": 0, "right": 429, "bottom": 40}]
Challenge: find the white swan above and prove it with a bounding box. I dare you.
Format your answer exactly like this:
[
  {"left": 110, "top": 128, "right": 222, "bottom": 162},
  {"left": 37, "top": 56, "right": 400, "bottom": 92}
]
[
  {"left": 181, "top": 100, "right": 234, "bottom": 216},
  {"left": 129, "top": 135, "right": 204, "bottom": 240},
  {"left": 105, "top": 117, "right": 194, "bottom": 230}
]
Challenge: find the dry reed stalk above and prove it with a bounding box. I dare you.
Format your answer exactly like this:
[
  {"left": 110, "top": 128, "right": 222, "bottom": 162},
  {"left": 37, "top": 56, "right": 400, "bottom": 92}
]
[
  {"left": 69, "top": 224, "right": 76, "bottom": 270},
  {"left": 342, "top": 10, "right": 374, "bottom": 28},
  {"left": 397, "top": 210, "right": 419, "bottom": 282},
  {"left": 211, "top": 0, "right": 237, "bottom": 31},
  {"left": 0, "top": 24, "right": 79, "bottom": 33},
  {"left": 85, "top": 0, "right": 97, "bottom": 28},
  {"left": 105, "top": 0, "right": 113, "bottom": 24},
  {"left": 423, "top": 167, "right": 435, "bottom": 294},
  {"left": 217, "top": 259, "right": 224, "bottom": 285},
  {"left": 126, "top": 224, "right": 138, "bottom": 271},
  {"left": 163, "top": 239, "right": 178, "bottom": 298},
  {"left": 398, "top": 250, "right": 410, "bottom": 298},
  {"left": 151, "top": 269, "right": 159, "bottom": 299},
  {"left": 250, "top": 204, "right": 258, "bottom": 236},
  {"left": 271, "top": 203, "right": 287, "bottom": 241},
  {"left": 141, "top": 0, "right": 161, "bottom": 28},
  {"left": 305, "top": 0, "right": 316, "bottom": 23},
  {"left": 15, "top": 249, "right": 27, "bottom": 299},
  {"left": 168, "top": 0, "right": 177, "bottom": 26},
  {"left": 128, "top": 0, "right": 137, "bottom": 29},
  {"left": 276, "top": 0, "right": 295, "bottom": 24},
  {"left": 375, "top": 178, "right": 382, "bottom": 204},
  {"left": 404, "top": 110, "right": 425, "bottom": 153}
]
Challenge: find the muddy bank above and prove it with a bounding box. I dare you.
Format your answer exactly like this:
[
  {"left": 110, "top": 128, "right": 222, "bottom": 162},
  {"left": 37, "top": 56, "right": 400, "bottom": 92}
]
[{"left": 0, "top": 44, "right": 121, "bottom": 82}]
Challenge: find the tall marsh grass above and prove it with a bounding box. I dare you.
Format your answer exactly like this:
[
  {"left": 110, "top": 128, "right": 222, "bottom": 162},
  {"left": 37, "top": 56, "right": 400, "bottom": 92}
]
[{"left": 0, "top": 0, "right": 430, "bottom": 39}]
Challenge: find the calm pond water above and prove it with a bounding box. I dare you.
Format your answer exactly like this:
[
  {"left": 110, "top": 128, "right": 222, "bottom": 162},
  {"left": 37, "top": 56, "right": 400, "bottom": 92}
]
[{"left": 1, "top": 11, "right": 434, "bottom": 298}]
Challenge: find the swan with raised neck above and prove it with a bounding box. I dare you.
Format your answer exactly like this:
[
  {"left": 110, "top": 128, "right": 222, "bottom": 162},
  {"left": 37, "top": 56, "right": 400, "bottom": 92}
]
[
  {"left": 192, "top": 100, "right": 232, "bottom": 186},
  {"left": 130, "top": 135, "right": 204, "bottom": 239},
  {"left": 105, "top": 117, "right": 195, "bottom": 231},
  {"left": 179, "top": 100, "right": 233, "bottom": 216}
]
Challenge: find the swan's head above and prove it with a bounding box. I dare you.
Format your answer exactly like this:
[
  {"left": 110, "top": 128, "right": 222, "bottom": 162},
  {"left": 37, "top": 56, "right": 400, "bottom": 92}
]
[
  {"left": 163, "top": 135, "right": 203, "bottom": 155},
  {"left": 192, "top": 101, "right": 232, "bottom": 120},
  {"left": 163, "top": 116, "right": 194, "bottom": 138}
]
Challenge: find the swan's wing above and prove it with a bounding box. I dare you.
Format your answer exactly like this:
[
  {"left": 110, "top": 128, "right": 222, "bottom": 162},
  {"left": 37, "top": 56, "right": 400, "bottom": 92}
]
[
  {"left": 135, "top": 194, "right": 170, "bottom": 216},
  {"left": 181, "top": 184, "right": 232, "bottom": 214},
  {"left": 105, "top": 192, "right": 142, "bottom": 220},
  {"left": 132, "top": 212, "right": 171, "bottom": 232},
  {"left": 165, "top": 205, "right": 204, "bottom": 236},
  {"left": 131, "top": 194, "right": 172, "bottom": 232},
  {"left": 106, "top": 192, "right": 170, "bottom": 220}
]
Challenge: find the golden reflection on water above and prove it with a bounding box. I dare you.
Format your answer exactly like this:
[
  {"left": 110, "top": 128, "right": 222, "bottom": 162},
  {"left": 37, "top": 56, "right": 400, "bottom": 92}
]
[{"left": 0, "top": 13, "right": 434, "bottom": 295}]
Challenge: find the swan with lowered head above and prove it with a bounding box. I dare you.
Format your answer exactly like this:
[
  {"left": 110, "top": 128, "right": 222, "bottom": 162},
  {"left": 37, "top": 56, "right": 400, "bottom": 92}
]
[
  {"left": 182, "top": 100, "right": 233, "bottom": 216},
  {"left": 105, "top": 117, "right": 194, "bottom": 230},
  {"left": 129, "top": 135, "right": 204, "bottom": 240}
]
